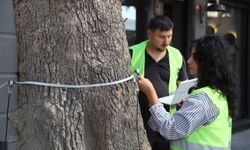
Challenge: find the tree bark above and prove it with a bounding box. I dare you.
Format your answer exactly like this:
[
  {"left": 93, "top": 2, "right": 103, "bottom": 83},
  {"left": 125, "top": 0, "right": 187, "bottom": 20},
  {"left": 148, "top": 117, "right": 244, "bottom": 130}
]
[{"left": 11, "top": 0, "right": 150, "bottom": 149}]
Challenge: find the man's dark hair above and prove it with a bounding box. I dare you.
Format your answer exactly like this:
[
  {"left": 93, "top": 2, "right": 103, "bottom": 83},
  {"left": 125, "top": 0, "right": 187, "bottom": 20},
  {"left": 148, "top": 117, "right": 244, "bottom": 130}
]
[
  {"left": 147, "top": 15, "right": 174, "bottom": 31},
  {"left": 190, "top": 35, "right": 239, "bottom": 117}
]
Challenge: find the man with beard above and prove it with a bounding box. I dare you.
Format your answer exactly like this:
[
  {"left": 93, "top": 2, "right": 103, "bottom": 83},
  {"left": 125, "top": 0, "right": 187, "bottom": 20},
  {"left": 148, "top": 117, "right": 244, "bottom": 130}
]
[{"left": 130, "top": 15, "right": 187, "bottom": 150}]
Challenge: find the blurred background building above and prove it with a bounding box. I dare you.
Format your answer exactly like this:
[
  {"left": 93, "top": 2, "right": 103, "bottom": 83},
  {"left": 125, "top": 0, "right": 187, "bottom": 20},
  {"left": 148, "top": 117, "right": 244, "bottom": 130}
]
[{"left": 122, "top": 0, "right": 250, "bottom": 133}]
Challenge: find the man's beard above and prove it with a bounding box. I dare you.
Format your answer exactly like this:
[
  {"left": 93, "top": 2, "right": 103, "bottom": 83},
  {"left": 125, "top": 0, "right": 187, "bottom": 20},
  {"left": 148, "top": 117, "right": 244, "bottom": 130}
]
[{"left": 156, "top": 45, "right": 167, "bottom": 52}]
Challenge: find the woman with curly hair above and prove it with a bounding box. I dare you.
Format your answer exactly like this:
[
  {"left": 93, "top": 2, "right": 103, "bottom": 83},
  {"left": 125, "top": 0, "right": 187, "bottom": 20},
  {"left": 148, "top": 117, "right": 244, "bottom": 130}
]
[{"left": 138, "top": 35, "right": 238, "bottom": 150}]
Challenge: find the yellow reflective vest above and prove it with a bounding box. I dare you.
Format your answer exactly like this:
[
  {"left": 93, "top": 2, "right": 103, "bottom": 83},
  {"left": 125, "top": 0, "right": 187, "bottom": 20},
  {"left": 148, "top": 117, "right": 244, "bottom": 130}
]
[
  {"left": 172, "top": 87, "right": 232, "bottom": 150},
  {"left": 130, "top": 40, "right": 183, "bottom": 94},
  {"left": 130, "top": 40, "right": 183, "bottom": 114}
]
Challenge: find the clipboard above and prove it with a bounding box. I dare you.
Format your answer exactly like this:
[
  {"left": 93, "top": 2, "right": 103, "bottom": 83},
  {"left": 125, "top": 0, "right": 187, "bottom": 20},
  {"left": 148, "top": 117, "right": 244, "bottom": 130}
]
[{"left": 159, "top": 78, "right": 198, "bottom": 105}]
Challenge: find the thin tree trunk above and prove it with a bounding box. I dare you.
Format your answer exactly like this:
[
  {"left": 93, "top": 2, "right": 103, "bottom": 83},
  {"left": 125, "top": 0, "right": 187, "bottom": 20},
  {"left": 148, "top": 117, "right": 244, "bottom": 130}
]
[{"left": 11, "top": 0, "right": 150, "bottom": 149}]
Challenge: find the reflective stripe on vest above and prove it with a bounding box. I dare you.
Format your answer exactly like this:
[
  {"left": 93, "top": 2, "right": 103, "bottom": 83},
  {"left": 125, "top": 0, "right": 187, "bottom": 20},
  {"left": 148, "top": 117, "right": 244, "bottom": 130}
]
[
  {"left": 172, "top": 139, "right": 230, "bottom": 150},
  {"left": 172, "top": 87, "right": 232, "bottom": 150}
]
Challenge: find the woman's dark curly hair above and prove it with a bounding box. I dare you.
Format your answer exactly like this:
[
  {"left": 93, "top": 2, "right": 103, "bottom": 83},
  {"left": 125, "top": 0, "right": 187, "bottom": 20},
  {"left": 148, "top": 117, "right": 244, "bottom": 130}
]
[{"left": 191, "top": 35, "right": 238, "bottom": 117}]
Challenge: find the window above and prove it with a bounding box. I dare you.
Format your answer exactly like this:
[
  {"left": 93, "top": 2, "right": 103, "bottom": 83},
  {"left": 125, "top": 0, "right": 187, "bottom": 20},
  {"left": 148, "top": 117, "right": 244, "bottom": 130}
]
[{"left": 122, "top": 5, "right": 136, "bottom": 46}]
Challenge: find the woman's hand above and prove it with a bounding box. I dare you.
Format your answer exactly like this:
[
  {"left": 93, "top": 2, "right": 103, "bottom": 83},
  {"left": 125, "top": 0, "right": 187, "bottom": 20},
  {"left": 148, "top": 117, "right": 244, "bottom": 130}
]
[{"left": 137, "top": 76, "right": 160, "bottom": 106}]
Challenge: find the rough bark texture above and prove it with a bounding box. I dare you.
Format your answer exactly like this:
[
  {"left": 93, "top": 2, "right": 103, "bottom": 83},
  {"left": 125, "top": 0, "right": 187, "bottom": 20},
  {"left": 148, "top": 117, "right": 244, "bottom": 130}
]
[{"left": 11, "top": 0, "right": 150, "bottom": 149}]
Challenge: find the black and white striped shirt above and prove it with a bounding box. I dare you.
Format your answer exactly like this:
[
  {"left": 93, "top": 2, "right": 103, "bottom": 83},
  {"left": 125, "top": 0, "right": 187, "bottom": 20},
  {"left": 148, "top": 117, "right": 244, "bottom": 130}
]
[{"left": 148, "top": 92, "right": 219, "bottom": 140}]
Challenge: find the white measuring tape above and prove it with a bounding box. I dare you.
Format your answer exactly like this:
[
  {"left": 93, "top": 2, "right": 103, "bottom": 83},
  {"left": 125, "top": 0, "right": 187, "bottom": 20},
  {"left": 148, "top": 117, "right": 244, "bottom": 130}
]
[
  {"left": 14, "top": 75, "right": 134, "bottom": 88},
  {"left": 0, "top": 69, "right": 140, "bottom": 90}
]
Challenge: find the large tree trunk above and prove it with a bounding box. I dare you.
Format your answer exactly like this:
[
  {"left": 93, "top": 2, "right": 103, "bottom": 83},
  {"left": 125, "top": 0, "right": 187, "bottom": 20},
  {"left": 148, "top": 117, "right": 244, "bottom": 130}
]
[{"left": 11, "top": 0, "right": 150, "bottom": 149}]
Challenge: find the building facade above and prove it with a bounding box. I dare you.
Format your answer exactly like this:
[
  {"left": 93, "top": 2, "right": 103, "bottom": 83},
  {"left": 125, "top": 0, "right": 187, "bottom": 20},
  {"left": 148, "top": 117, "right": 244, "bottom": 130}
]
[{"left": 0, "top": 0, "right": 18, "bottom": 149}]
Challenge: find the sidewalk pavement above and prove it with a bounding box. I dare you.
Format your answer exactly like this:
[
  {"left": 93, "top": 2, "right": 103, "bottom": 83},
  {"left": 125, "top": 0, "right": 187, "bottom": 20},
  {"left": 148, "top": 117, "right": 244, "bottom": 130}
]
[{"left": 232, "top": 128, "right": 250, "bottom": 150}]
